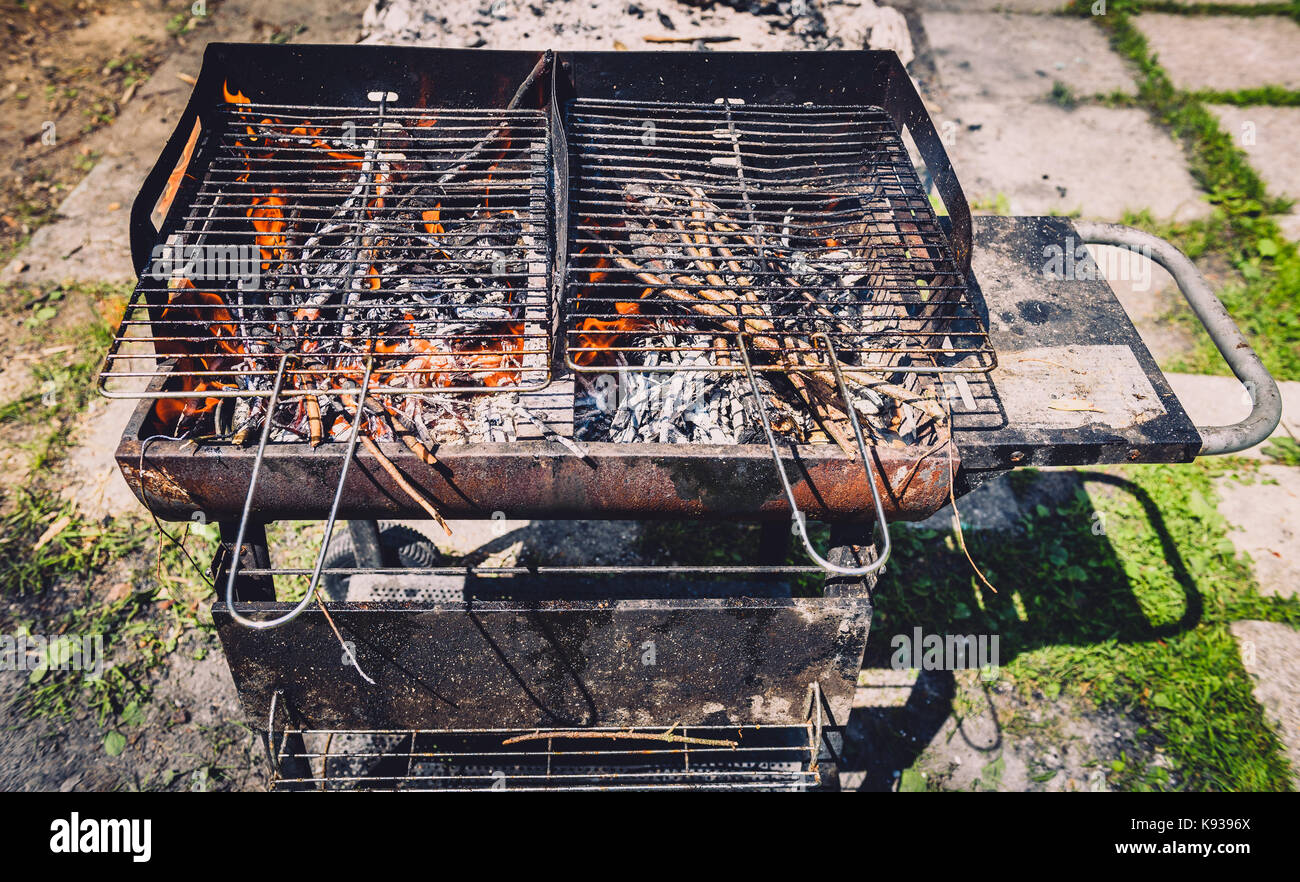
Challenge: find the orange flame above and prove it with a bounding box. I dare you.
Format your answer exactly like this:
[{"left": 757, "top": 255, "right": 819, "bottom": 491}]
[
  {"left": 248, "top": 189, "right": 287, "bottom": 268},
  {"left": 150, "top": 281, "right": 243, "bottom": 428},
  {"left": 422, "top": 204, "right": 444, "bottom": 236},
  {"left": 572, "top": 256, "right": 650, "bottom": 366},
  {"left": 223, "top": 81, "right": 250, "bottom": 105}
]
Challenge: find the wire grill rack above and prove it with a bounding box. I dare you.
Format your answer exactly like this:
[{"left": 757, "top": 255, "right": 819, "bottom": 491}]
[
  {"left": 271, "top": 724, "right": 821, "bottom": 791},
  {"left": 100, "top": 98, "right": 551, "bottom": 402},
  {"left": 563, "top": 98, "right": 994, "bottom": 376}
]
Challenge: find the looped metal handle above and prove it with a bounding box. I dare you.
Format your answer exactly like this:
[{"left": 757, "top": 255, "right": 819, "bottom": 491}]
[
  {"left": 1075, "top": 221, "right": 1282, "bottom": 456},
  {"left": 225, "top": 354, "right": 375, "bottom": 630},
  {"left": 737, "top": 333, "right": 891, "bottom": 577}
]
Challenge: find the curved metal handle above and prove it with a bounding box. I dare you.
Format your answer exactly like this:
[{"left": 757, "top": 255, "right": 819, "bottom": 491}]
[
  {"left": 225, "top": 355, "right": 375, "bottom": 631},
  {"left": 1075, "top": 220, "right": 1282, "bottom": 456},
  {"left": 737, "top": 334, "right": 891, "bottom": 577}
]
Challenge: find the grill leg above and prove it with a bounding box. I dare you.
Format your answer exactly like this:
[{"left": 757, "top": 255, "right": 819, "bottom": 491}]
[
  {"left": 217, "top": 519, "right": 276, "bottom": 602},
  {"left": 823, "top": 523, "right": 880, "bottom": 598},
  {"left": 816, "top": 522, "right": 877, "bottom": 770},
  {"left": 757, "top": 521, "right": 791, "bottom": 566},
  {"left": 347, "top": 519, "right": 386, "bottom": 568}
]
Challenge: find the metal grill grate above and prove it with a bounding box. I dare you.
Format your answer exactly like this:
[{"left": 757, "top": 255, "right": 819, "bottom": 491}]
[
  {"left": 563, "top": 98, "right": 994, "bottom": 376},
  {"left": 271, "top": 724, "right": 821, "bottom": 791},
  {"left": 100, "top": 98, "right": 551, "bottom": 408}
]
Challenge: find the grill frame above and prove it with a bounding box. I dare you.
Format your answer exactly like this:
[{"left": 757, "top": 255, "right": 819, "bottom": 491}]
[
  {"left": 110, "top": 47, "right": 1203, "bottom": 527},
  {"left": 106, "top": 46, "right": 1216, "bottom": 792},
  {"left": 108, "top": 45, "right": 988, "bottom": 525}
]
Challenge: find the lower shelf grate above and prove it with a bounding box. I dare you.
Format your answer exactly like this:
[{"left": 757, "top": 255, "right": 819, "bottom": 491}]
[{"left": 271, "top": 724, "right": 822, "bottom": 791}]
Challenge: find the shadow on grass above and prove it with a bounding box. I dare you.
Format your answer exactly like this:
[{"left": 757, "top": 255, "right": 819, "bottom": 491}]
[{"left": 841, "top": 469, "right": 1206, "bottom": 790}]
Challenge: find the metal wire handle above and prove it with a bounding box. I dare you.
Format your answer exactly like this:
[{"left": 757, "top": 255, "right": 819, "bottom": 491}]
[
  {"left": 1075, "top": 221, "right": 1282, "bottom": 455},
  {"left": 225, "top": 353, "right": 375, "bottom": 630},
  {"left": 737, "top": 332, "right": 891, "bottom": 577}
]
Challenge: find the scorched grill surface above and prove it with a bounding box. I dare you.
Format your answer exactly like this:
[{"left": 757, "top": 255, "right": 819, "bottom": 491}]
[
  {"left": 104, "top": 99, "right": 551, "bottom": 424},
  {"left": 564, "top": 98, "right": 994, "bottom": 376}
]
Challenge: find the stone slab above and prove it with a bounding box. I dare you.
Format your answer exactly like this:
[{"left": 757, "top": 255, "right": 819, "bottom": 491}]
[
  {"left": 1209, "top": 105, "right": 1300, "bottom": 217},
  {"left": 1217, "top": 465, "right": 1300, "bottom": 599},
  {"left": 1138, "top": 13, "right": 1300, "bottom": 92},
  {"left": 940, "top": 102, "right": 1210, "bottom": 220},
  {"left": 926, "top": 11, "right": 1137, "bottom": 101},
  {"left": 1231, "top": 620, "right": 1300, "bottom": 788}
]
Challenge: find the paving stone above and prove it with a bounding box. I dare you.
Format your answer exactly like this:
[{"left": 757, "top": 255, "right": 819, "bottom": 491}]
[
  {"left": 1164, "top": 373, "right": 1300, "bottom": 458},
  {"left": 1216, "top": 465, "right": 1300, "bottom": 599},
  {"left": 1086, "top": 243, "right": 1195, "bottom": 366},
  {"left": 925, "top": 12, "right": 1137, "bottom": 101},
  {"left": 1277, "top": 212, "right": 1300, "bottom": 243},
  {"left": 853, "top": 668, "right": 920, "bottom": 709},
  {"left": 1209, "top": 105, "right": 1300, "bottom": 241},
  {"left": 940, "top": 102, "right": 1209, "bottom": 220},
  {"left": 1137, "top": 13, "right": 1300, "bottom": 92},
  {"left": 910, "top": 0, "right": 1067, "bottom": 11},
  {"left": 1231, "top": 620, "right": 1300, "bottom": 788}
]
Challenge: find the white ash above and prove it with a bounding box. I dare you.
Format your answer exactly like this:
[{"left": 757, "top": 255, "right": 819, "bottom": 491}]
[
  {"left": 573, "top": 329, "right": 905, "bottom": 445},
  {"left": 361, "top": 0, "right": 828, "bottom": 51}
]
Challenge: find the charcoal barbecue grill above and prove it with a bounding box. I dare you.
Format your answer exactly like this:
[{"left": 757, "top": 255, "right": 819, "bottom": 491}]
[{"left": 101, "top": 44, "right": 1281, "bottom": 791}]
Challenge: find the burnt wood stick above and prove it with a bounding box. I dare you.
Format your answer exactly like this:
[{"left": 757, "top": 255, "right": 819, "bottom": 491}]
[
  {"left": 305, "top": 395, "right": 323, "bottom": 447},
  {"left": 360, "top": 435, "right": 452, "bottom": 536},
  {"left": 612, "top": 257, "right": 777, "bottom": 338},
  {"left": 378, "top": 398, "right": 439, "bottom": 465},
  {"left": 786, "top": 367, "right": 857, "bottom": 458},
  {"left": 399, "top": 432, "right": 440, "bottom": 467}
]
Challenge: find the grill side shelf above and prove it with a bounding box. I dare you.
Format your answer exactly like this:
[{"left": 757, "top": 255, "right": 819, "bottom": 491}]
[{"left": 950, "top": 216, "right": 1200, "bottom": 469}]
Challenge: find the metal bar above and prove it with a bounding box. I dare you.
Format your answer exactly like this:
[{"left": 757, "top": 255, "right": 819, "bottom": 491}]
[{"left": 222, "top": 353, "right": 290, "bottom": 622}]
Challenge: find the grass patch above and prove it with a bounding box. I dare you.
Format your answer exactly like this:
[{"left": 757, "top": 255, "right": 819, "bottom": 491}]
[
  {"left": 1261, "top": 435, "right": 1300, "bottom": 465},
  {"left": 0, "top": 282, "right": 127, "bottom": 468},
  {"left": 1063, "top": 1, "right": 1300, "bottom": 380},
  {"left": 873, "top": 461, "right": 1297, "bottom": 790},
  {"left": 0, "top": 492, "right": 143, "bottom": 597},
  {"left": 1, "top": 492, "right": 217, "bottom": 729},
  {"left": 1092, "top": 1, "right": 1300, "bottom": 19},
  {"left": 969, "top": 193, "right": 1012, "bottom": 216},
  {"left": 1049, "top": 80, "right": 1079, "bottom": 110},
  {"left": 1190, "top": 85, "right": 1300, "bottom": 107},
  {"left": 0, "top": 286, "right": 217, "bottom": 737}
]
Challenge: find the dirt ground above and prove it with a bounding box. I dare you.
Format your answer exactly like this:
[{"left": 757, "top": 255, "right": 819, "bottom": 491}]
[{"left": 0, "top": 0, "right": 369, "bottom": 792}]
